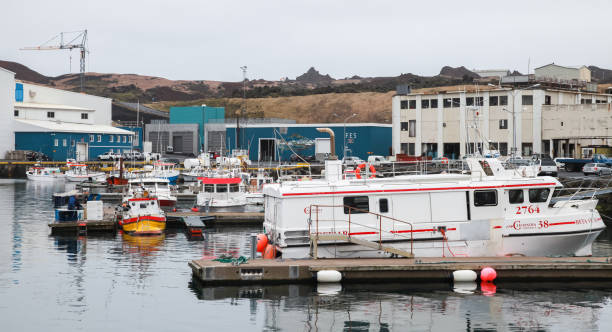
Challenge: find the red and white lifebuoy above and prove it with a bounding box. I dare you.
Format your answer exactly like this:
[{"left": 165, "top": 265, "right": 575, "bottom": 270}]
[
  {"left": 355, "top": 163, "right": 376, "bottom": 179},
  {"left": 441, "top": 157, "right": 449, "bottom": 165}
]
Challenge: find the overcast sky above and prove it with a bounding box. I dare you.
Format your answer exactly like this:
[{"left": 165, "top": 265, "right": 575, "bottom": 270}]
[{"left": 1, "top": 0, "right": 611, "bottom": 82}]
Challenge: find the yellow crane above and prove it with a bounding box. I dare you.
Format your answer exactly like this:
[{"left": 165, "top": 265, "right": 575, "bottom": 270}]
[{"left": 21, "top": 30, "right": 88, "bottom": 91}]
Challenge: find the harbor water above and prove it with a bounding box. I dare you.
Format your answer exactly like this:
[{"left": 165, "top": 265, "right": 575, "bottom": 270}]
[{"left": 1, "top": 179, "right": 612, "bottom": 331}]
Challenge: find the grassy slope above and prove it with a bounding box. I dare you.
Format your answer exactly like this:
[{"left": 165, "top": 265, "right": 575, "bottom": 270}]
[{"left": 148, "top": 91, "right": 394, "bottom": 124}]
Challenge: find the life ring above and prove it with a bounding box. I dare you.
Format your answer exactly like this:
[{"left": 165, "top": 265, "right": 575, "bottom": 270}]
[
  {"left": 441, "top": 157, "right": 449, "bottom": 165},
  {"left": 355, "top": 163, "right": 376, "bottom": 179}
]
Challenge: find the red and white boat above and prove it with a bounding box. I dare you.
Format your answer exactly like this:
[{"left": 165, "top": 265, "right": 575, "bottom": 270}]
[
  {"left": 262, "top": 158, "right": 606, "bottom": 259},
  {"left": 195, "top": 177, "right": 248, "bottom": 211},
  {"left": 127, "top": 178, "right": 177, "bottom": 208},
  {"left": 118, "top": 196, "right": 166, "bottom": 235}
]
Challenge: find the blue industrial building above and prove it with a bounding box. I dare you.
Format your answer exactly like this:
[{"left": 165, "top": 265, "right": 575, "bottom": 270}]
[
  {"left": 225, "top": 123, "right": 392, "bottom": 161},
  {"left": 170, "top": 105, "right": 225, "bottom": 148},
  {"left": 118, "top": 126, "right": 143, "bottom": 150}
]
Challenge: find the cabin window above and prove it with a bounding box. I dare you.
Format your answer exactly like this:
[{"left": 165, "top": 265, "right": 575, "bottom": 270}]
[
  {"left": 140, "top": 203, "right": 147, "bottom": 208},
  {"left": 204, "top": 184, "right": 214, "bottom": 192},
  {"left": 529, "top": 188, "right": 550, "bottom": 203},
  {"left": 379, "top": 198, "right": 389, "bottom": 213},
  {"left": 217, "top": 184, "right": 228, "bottom": 193},
  {"left": 508, "top": 189, "right": 524, "bottom": 204},
  {"left": 343, "top": 196, "right": 369, "bottom": 214},
  {"left": 229, "top": 183, "right": 239, "bottom": 192},
  {"left": 474, "top": 190, "right": 497, "bottom": 206}
]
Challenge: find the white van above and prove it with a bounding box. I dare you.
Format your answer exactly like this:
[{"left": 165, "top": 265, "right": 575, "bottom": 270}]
[{"left": 367, "top": 155, "right": 390, "bottom": 166}]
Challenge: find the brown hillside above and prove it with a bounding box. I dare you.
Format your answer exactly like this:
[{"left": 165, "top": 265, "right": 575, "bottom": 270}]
[{"left": 150, "top": 91, "right": 394, "bottom": 124}]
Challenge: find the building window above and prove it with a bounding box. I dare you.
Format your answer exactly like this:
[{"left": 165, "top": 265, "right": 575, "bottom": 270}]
[
  {"left": 500, "top": 95, "right": 508, "bottom": 106},
  {"left": 400, "top": 100, "right": 408, "bottom": 109},
  {"left": 401, "top": 122, "right": 408, "bottom": 131},
  {"left": 430, "top": 99, "right": 438, "bottom": 108},
  {"left": 129, "top": 136, "right": 133, "bottom": 143},
  {"left": 81, "top": 113, "right": 88, "bottom": 119},
  {"left": 499, "top": 119, "right": 508, "bottom": 129},
  {"left": 585, "top": 99, "right": 593, "bottom": 104},
  {"left": 379, "top": 198, "right": 389, "bottom": 213},
  {"left": 400, "top": 143, "right": 408, "bottom": 154},
  {"left": 134, "top": 133, "right": 139, "bottom": 146},
  {"left": 116, "top": 135, "right": 120, "bottom": 142},
  {"left": 475, "top": 97, "right": 483, "bottom": 106},
  {"left": 443, "top": 98, "right": 452, "bottom": 108},
  {"left": 499, "top": 142, "right": 508, "bottom": 156},
  {"left": 489, "top": 96, "right": 498, "bottom": 106},
  {"left": 90, "top": 134, "right": 94, "bottom": 142},
  {"left": 54, "top": 139, "right": 59, "bottom": 147},
  {"left": 561, "top": 121, "right": 564, "bottom": 127},
  {"left": 343, "top": 196, "right": 369, "bottom": 214},
  {"left": 71, "top": 140, "right": 75, "bottom": 147},
  {"left": 522, "top": 95, "right": 533, "bottom": 105},
  {"left": 409, "top": 100, "right": 416, "bottom": 109},
  {"left": 14, "top": 110, "right": 19, "bottom": 117},
  {"left": 408, "top": 143, "right": 415, "bottom": 155},
  {"left": 97, "top": 135, "right": 102, "bottom": 142},
  {"left": 62, "top": 139, "right": 67, "bottom": 147},
  {"left": 522, "top": 143, "right": 533, "bottom": 156},
  {"left": 544, "top": 95, "right": 551, "bottom": 105},
  {"left": 421, "top": 99, "right": 429, "bottom": 109},
  {"left": 474, "top": 190, "right": 497, "bottom": 206},
  {"left": 123, "top": 136, "right": 127, "bottom": 143},
  {"left": 452, "top": 98, "right": 460, "bottom": 107},
  {"left": 408, "top": 120, "right": 416, "bottom": 137},
  {"left": 466, "top": 97, "right": 474, "bottom": 106},
  {"left": 47, "top": 112, "right": 55, "bottom": 118},
  {"left": 110, "top": 135, "right": 114, "bottom": 143}
]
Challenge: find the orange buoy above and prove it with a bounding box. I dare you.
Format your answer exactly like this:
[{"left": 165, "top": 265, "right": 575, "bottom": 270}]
[
  {"left": 480, "top": 267, "right": 497, "bottom": 282},
  {"left": 256, "top": 234, "right": 268, "bottom": 253},
  {"left": 263, "top": 244, "right": 276, "bottom": 259},
  {"left": 191, "top": 207, "right": 199, "bottom": 212},
  {"left": 480, "top": 281, "right": 497, "bottom": 296},
  {"left": 355, "top": 163, "right": 376, "bottom": 179}
]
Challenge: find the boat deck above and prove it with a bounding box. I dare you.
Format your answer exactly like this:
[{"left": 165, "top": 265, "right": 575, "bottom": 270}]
[{"left": 189, "top": 256, "right": 612, "bottom": 285}]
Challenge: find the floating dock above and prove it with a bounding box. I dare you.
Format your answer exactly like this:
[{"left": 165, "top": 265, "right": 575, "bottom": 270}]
[{"left": 189, "top": 256, "right": 612, "bottom": 285}]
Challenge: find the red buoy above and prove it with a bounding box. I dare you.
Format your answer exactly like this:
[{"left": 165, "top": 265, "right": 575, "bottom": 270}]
[
  {"left": 256, "top": 234, "right": 268, "bottom": 253},
  {"left": 480, "top": 267, "right": 497, "bottom": 282},
  {"left": 263, "top": 244, "right": 276, "bottom": 259},
  {"left": 191, "top": 207, "right": 199, "bottom": 212}
]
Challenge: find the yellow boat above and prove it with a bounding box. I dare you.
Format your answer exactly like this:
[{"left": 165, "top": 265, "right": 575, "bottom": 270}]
[{"left": 119, "top": 197, "right": 166, "bottom": 235}]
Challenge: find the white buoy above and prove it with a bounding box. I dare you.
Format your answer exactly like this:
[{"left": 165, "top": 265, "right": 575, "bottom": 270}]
[
  {"left": 453, "top": 281, "right": 477, "bottom": 294},
  {"left": 316, "top": 270, "right": 342, "bottom": 283},
  {"left": 452, "top": 270, "right": 477, "bottom": 282},
  {"left": 316, "top": 283, "right": 342, "bottom": 295}
]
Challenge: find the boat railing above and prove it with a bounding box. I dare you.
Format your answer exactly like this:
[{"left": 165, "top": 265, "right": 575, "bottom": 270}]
[
  {"left": 308, "top": 204, "right": 415, "bottom": 256},
  {"left": 380, "top": 160, "right": 469, "bottom": 178}
]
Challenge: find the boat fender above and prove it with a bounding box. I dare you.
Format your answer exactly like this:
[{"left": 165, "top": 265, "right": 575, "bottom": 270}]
[
  {"left": 453, "top": 281, "right": 477, "bottom": 294},
  {"left": 316, "top": 283, "right": 342, "bottom": 295},
  {"left": 481, "top": 281, "right": 497, "bottom": 296},
  {"left": 480, "top": 267, "right": 497, "bottom": 282},
  {"left": 256, "top": 234, "right": 268, "bottom": 253},
  {"left": 191, "top": 207, "right": 199, "bottom": 212},
  {"left": 263, "top": 244, "right": 276, "bottom": 259},
  {"left": 317, "top": 270, "right": 342, "bottom": 283},
  {"left": 452, "top": 270, "right": 477, "bottom": 282}
]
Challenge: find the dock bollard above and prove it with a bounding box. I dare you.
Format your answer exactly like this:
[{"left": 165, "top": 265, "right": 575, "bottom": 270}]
[{"left": 250, "top": 234, "right": 257, "bottom": 259}]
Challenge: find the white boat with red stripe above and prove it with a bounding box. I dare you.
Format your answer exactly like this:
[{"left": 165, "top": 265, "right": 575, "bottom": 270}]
[{"left": 262, "top": 158, "right": 606, "bottom": 259}]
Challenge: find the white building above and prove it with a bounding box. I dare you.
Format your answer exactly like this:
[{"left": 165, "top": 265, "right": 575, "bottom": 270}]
[
  {"left": 534, "top": 63, "right": 591, "bottom": 82},
  {"left": 0, "top": 68, "right": 16, "bottom": 156},
  {"left": 392, "top": 85, "right": 612, "bottom": 159}
]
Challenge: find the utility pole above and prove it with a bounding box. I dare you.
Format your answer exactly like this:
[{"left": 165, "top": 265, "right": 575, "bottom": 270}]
[{"left": 237, "top": 66, "right": 247, "bottom": 151}]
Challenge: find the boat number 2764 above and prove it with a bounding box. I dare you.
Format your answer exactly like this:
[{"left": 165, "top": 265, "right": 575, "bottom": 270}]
[{"left": 515, "top": 205, "right": 540, "bottom": 215}]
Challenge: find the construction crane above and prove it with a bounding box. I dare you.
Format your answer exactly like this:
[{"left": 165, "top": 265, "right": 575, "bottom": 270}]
[{"left": 21, "top": 30, "right": 89, "bottom": 91}]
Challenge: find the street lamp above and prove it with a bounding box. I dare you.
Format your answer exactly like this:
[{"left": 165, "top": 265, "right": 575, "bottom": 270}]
[
  {"left": 343, "top": 113, "right": 357, "bottom": 159},
  {"left": 501, "top": 83, "right": 540, "bottom": 158}
]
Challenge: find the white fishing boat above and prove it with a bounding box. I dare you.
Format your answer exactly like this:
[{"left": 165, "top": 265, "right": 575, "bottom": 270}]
[
  {"left": 262, "top": 158, "right": 606, "bottom": 259},
  {"left": 65, "top": 163, "right": 106, "bottom": 182},
  {"left": 182, "top": 165, "right": 212, "bottom": 182},
  {"left": 195, "top": 177, "right": 248, "bottom": 211},
  {"left": 149, "top": 162, "right": 180, "bottom": 184},
  {"left": 246, "top": 169, "right": 274, "bottom": 205},
  {"left": 127, "top": 178, "right": 177, "bottom": 208},
  {"left": 26, "top": 165, "right": 65, "bottom": 181}
]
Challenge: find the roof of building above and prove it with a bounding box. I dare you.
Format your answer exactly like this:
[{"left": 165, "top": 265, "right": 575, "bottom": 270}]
[
  {"left": 534, "top": 63, "right": 589, "bottom": 71},
  {"left": 224, "top": 122, "right": 392, "bottom": 128},
  {"left": 0, "top": 66, "right": 16, "bottom": 75},
  {"left": 14, "top": 102, "right": 93, "bottom": 112},
  {"left": 18, "top": 81, "right": 112, "bottom": 101},
  {"left": 14, "top": 119, "right": 134, "bottom": 135}
]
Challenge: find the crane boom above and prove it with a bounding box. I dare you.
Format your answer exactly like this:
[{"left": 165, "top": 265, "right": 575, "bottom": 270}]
[{"left": 20, "top": 30, "right": 88, "bottom": 91}]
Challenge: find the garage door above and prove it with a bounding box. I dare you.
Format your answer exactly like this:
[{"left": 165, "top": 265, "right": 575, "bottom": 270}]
[
  {"left": 150, "top": 131, "right": 169, "bottom": 153},
  {"left": 174, "top": 131, "right": 194, "bottom": 155}
]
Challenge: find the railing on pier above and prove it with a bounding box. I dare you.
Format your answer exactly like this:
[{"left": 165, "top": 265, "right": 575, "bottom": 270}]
[{"left": 308, "top": 204, "right": 415, "bottom": 258}]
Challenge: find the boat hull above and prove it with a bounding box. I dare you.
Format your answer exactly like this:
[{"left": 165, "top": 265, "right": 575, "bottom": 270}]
[
  {"left": 120, "top": 216, "right": 166, "bottom": 235},
  {"left": 27, "top": 174, "right": 65, "bottom": 181},
  {"left": 66, "top": 173, "right": 106, "bottom": 182}
]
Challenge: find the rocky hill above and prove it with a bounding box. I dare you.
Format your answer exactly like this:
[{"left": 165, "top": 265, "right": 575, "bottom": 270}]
[{"left": 438, "top": 66, "right": 480, "bottom": 80}]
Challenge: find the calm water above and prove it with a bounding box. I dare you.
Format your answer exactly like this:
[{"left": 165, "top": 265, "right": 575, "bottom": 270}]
[{"left": 1, "top": 179, "right": 612, "bottom": 331}]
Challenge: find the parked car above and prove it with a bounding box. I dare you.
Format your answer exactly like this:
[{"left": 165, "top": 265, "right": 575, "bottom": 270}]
[
  {"left": 367, "top": 155, "right": 391, "bottom": 166},
  {"left": 342, "top": 156, "right": 365, "bottom": 167},
  {"left": 97, "top": 151, "right": 120, "bottom": 161},
  {"left": 142, "top": 152, "right": 161, "bottom": 161},
  {"left": 583, "top": 163, "right": 612, "bottom": 176},
  {"left": 122, "top": 151, "right": 143, "bottom": 160},
  {"left": 553, "top": 157, "right": 571, "bottom": 169},
  {"left": 537, "top": 158, "right": 558, "bottom": 177},
  {"left": 290, "top": 153, "right": 316, "bottom": 163}
]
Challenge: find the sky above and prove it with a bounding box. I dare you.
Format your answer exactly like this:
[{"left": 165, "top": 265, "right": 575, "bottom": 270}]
[{"left": 1, "top": 0, "right": 611, "bottom": 82}]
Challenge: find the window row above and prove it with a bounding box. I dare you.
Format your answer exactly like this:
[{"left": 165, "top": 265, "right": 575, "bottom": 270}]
[
  {"left": 44, "top": 112, "right": 89, "bottom": 119},
  {"left": 400, "top": 95, "right": 512, "bottom": 109},
  {"left": 89, "top": 134, "right": 132, "bottom": 143}
]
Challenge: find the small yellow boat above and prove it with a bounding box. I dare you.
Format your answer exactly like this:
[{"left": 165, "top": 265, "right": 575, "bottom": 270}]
[{"left": 119, "top": 197, "right": 166, "bottom": 235}]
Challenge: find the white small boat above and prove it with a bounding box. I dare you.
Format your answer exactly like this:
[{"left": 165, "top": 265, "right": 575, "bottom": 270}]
[
  {"left": 246, "top": 169, "right": 274, "bottom": 205},
  {"left": 65, "top": 163, "right": 106, "bottom": 182},
  {"left": 127, "top": 178, "right": 177, "bottom": 208},
  {"left": 196, "top": 177, "right": 248, "bottom": 210},
  {"left": 26, "top": 166, "right": 65, "bottom": 181}
]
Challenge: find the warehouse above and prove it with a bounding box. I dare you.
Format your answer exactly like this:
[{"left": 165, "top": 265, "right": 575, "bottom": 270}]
[
  {"left": 0, "top": 65, "right": 135, "bottom": 161},
  {"left": 224, "top": 123, "right": 392, "bottom": 162},
  {"left": 145, "top": 121, "right": 199, "bottom": 155}
]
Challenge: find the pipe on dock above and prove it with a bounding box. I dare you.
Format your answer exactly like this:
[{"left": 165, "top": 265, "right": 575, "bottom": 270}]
[{"left": 316, "top": 128, "right": 335, "bottom": 158}]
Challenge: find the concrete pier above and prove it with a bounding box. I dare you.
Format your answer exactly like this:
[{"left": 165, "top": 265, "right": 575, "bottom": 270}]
[{"left": 189, "top": 256, "right": 612, "bottom": 285}]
